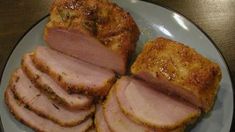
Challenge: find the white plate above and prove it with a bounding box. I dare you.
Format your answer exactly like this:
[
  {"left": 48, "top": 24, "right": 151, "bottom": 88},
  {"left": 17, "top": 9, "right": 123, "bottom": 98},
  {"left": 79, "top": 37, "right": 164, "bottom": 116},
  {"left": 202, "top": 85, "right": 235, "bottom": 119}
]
[{"left": 0, "top": 0, "right": 233, "bottom": 132}]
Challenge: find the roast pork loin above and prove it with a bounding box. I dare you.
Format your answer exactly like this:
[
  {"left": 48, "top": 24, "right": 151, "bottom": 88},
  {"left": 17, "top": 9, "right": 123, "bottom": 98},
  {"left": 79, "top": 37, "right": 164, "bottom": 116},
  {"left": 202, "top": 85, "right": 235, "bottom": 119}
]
[
  {"left": 10, "top": 69, "right": 95, "bottom": 126},
  {"left": 32, "top": 46, "right": 116, "bottom": 96},
  {"left": 116, "top": 77, "right": 201, "bottom": 130},
  {"left": 131, "top": 37, "right": 222, "bottom": 112},
  {"left": 95, "top": 104, "right": 111, "bottom": 132},
  {"left": 103, "top": 86, "right": 155, "bottom": 132},
  {"left": 44, "top": 0, "right": 140, "bottom": 74},
  {"left": 22, "top": 53, "right": 93, "bottom": 110},
  {"left": 5, "top": 87, "right": 93, "bottom": 132}
]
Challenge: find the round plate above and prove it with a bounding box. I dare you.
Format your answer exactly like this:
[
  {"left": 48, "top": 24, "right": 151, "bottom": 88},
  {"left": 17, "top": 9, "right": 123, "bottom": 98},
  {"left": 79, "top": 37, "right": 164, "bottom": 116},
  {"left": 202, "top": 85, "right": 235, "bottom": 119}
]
[{"left": 0, "top": 0, "right": 233, "bottom": 131}]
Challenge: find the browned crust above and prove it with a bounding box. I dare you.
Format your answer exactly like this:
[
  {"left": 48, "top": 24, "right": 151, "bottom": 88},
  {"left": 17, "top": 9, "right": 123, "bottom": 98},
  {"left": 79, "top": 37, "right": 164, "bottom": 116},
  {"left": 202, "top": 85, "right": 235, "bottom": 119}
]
[
  {"left": 45, "top": 0, "right": 140, "bottom": 74},
  {"left": 31, "top": 52, "right": 116, "bottom": 96},
  {"left": 115, "top": 78, "right": 201, "bottom": 130},
  {"left": 9, "top": 69, "right": 95, "bottom": 127},
  {"left": 131, "top": 37, "right": 222, "bottom": 112},
  {"left": 21, "top": 54, "right": 93, "bottom": 110},
  {"left": 96, "top": 2, "right": 140, "bottom": 63}
]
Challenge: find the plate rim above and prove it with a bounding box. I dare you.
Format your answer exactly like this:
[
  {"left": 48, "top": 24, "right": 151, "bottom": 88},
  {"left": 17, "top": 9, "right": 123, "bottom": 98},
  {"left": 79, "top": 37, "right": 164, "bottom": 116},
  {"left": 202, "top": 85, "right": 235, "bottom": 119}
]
[{"left": 0, "top": 1, "right": 233, "bottom": 131}]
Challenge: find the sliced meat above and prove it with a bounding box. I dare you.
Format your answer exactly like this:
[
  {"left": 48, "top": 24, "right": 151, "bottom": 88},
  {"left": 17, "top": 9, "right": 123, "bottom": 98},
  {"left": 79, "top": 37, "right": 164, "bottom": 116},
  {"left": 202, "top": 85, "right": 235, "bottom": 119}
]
[
  {"left": 4, "top": 87, "right": 93, "bottom": 132},
  {"left": 95, "top": 104, "right": 111, "bottom": 132},
  {"left": 131, "top": 37, "right": 222, "bottom": 112},
  {"left": 10, "top": 68, "right": 95, "bottom": 126},
  {"left": 32, "top": 46, "right": 116, "bottom": 96},
  {"left": 87, "top": 128, "right": 97, "bottom": 132},
  {"left": 103, "top": 86, "right": 155, "bottom": 132},
  {"left": 45, "top": 28, "right": 130, "bottom": 75},
  {"left": 22, "top": 53, "right": 92, "bottom": 110},
  {"left": 44, "top": 0, "right": 140, "bottom": 74},
  {"left": 116, "top": 77, "right": 201, "bottom": 130}
]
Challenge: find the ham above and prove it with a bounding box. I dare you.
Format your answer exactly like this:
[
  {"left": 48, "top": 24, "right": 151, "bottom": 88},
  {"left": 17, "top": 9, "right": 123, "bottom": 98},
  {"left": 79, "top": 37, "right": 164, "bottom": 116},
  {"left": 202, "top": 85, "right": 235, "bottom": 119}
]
[
  {"left": 32, "top": 46, "right": 116, "bottom": 96},
  {"left": 95, "top": 104, "right": 111, "bottom": 132},
  {"left": 103, "top": 86, "right": 155, "bottom": 132},
  {"left": 10, "top": 69, "right": 95, "bottom": 126},
  {"left": 131, "top": 37, "right": 222, "bottom": 112},
  {"left": 22, "top": 53, "right": 93, "bottom": 110},
  {"left": 87, "top": 127, "right": 97, "bottom": 132},
  {"left": 116, "top": 77, "right": 201, "bottom": 130},
  {"left": 44, "top": 0, "right": 140, "bottom": 74},
  {"left": 4, "top": 87, "right": 93, "bottom": 132}
]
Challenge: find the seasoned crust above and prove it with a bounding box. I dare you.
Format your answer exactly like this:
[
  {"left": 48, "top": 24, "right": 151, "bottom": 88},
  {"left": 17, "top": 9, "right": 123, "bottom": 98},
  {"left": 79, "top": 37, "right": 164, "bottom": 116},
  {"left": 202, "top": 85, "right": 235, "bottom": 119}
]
[
  {"left": 131, "top": 37, "right": 222, "bottom": 112},
  {"left": 45, "top": 0, "right": 140, "bottom": 68}
]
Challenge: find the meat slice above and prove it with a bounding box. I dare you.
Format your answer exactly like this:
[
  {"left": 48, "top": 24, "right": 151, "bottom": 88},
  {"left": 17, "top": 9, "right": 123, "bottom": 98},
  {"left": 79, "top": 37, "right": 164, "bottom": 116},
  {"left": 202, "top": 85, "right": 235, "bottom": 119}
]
[
  {"left": 116, "top": 77, "right": 201, "bottom": 130},
  {"left": 22, "top": 53, "right": 92, "bottom": 110},
  {"left": 4, "top": 87, "right": 93, "bottom": 132},
  {"left": 103, "top": 86, "right": 155, "bottom": 132},
  {"left": 131, "top": 37, "right": 222, "bottom": 112},
  {"left": 10, "top": 68, "right": 95, "bottom": 126},
  {"left": 95, "top": 104, "right": 111, "bottom": 132},
  {"left": 44, "top": 0, "right": 140, "bottom": 74},
  {"left": 87, "top": 128, "right": 97, "bottom": 132},
  {"left": 32, "top": 46, "right": 116, "bottom": 96}
]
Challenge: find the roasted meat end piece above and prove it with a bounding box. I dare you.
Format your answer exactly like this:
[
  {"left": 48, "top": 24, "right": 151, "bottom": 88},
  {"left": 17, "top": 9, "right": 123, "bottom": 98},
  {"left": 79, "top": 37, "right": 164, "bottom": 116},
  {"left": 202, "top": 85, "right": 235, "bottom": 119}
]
[
  {"left": 44, "top": 0, "right": 140, "bottom": 74},
  {"left": 131, "top": 37, "right": 222, "bottom": 112}
]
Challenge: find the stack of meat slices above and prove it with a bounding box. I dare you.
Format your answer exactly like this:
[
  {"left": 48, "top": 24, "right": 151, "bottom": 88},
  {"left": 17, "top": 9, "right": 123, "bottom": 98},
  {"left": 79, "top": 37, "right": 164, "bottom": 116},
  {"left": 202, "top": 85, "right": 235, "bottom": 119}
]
[
  {"left": 5, "top": 0, "right": 141, "bottom": 131},
  {"left": 95, "top": 38, "right": 221, "bottom": 132},
  {"left": 5, "top": 46, "right": 117, "bottom": 131},
  {"left": 95, "top": 77, "right": 200, "bottom": 132}
]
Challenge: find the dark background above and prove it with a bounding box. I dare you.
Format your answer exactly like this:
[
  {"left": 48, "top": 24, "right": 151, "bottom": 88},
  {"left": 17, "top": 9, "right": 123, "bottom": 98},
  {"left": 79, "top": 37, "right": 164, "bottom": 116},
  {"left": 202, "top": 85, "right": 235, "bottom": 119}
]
[{"left": 0, "top": 0, "right": 234, "bottom": 131}]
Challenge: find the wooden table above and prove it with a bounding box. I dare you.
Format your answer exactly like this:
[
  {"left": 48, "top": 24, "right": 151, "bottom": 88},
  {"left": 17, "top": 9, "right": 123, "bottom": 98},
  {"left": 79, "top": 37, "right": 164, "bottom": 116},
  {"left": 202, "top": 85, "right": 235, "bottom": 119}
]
[{"left": 0, "top": 0, "right": 234, "bottom": 131}]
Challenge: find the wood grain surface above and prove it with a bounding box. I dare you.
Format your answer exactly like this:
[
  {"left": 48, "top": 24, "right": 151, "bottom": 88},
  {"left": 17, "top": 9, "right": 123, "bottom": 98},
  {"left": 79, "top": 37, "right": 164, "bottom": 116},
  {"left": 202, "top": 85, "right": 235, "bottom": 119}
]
[{"left": 0, "top": 0, "right": 234, "bottom": 131}]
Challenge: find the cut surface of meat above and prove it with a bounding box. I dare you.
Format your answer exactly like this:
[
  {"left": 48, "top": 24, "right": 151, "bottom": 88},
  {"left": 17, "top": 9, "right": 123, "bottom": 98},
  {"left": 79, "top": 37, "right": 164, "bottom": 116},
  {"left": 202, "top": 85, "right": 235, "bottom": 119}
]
[
  {"left": 103, "top": 85, "right": 155, "bottom": 132},
  {"left": 44, "top": 0, "right": 140, "bottom": 74},
  {"left": 45, "top": 28, "right": 126, "bottom": 75},
  {"left": 10, "top": 68, "right": 95, "bottom": 126},
  {"left": 116, "top": 77, "right": 201, "bottom": 130},
  {"left": 4, "top": 87, "right": 93, "bottom": 132},
  {"left": 131, "top": 37, "right": 222, "bottom": 112},
  {"left": 22, "top": 53, "right": 93, "bottom": 110},
  {"left": 32, "top": 46, "right": 116, "bottom": 96},
  {"left": 95, "top": 104, "right": 111, "bottom": 132}
]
